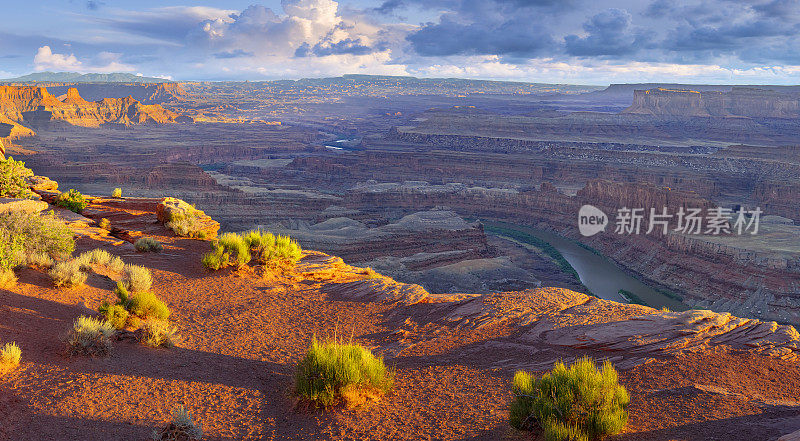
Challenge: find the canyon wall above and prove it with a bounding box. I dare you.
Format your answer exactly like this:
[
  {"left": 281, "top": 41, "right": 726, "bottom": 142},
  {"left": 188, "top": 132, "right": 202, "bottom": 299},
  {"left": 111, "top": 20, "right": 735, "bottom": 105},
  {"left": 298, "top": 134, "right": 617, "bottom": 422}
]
[{"left": 624, "top": 87, "right": 800, "bottom": 119}]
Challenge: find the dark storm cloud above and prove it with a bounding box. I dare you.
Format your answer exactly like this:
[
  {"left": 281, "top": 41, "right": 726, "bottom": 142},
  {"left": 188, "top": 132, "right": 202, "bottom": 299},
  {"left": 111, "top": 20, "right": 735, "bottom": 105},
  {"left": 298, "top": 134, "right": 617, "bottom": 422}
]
[
  {"left": 565, "top": 9, "right": 651, "bottom": 56},
  {"left": 405, "top": 0, "right": 563, "bottom": 57}
]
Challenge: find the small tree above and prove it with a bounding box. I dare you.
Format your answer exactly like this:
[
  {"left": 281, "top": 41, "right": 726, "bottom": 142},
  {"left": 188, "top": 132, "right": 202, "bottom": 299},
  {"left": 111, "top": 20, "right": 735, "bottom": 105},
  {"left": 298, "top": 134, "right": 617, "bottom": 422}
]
[
  {"left": 509, "top": 357, "right": 629, "bottom": 441},
  {"left": 0, "top": 157, "right": 33, "bottom": 198}
]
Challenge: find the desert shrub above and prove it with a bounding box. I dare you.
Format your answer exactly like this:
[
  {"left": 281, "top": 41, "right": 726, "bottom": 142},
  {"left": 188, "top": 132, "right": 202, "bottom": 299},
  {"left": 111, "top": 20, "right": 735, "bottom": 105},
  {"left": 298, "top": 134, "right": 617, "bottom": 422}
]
[
  {"left": 0, "top": 268, "right": 16, "bottom": 288},
  {"left": 203, "top": 230, "right": 302, "bottom": 270},
  {"left": 55, "top": 189, "right": 88, "bottom": 213},
  {"left": 65, "top": 315, "right": 115, "bottom": 356},
  {"left": 152, "top": 405, "right": 203, "bottom": 441},
  {"left": 129, "top": 291, "right": 170, "bottom": 321},
  {"left": 138, "top": 319, "right": 179, "bottom": 348},
  {"left": 295, "top": 337, "right": 394, "bottom": 408},
  {"left": 271, "top": 235, "right": 303, "bottom": 262},
  {"left": 165, "top": 206, "right": 207, "bottom": 239},
  {"left": 99, "top": 303, "right": 130, "bottom": 329},
  {"left": 0, "top": 342, "right": 21, "bottom": 370},
  {"left": 135, "top": 237, "right": 163, "bottom": 253},
  {"left": 122, "top": 264, "right": 152, "bottom": 292},
  {"left": 201, "top": 243, "right": 228, "bottom": 270},
  {"left": 509, "top": 357, "right": 629, "bottom": 441},
  {"left": 98, "top": 218, "right": 111, "bottom": 230},
  {"left": 49, "top": 260, "right": 88, "bottom": 288},
  {"left": 0, "top": 157, "right": 33, "bottom": 198},
  {"left": 0, "top": 209, "right": 74, "bottom": 269},
  {"left": 112, "top": 188, "right": 122, "bottom": 198},
  {"left": 218, "top": 232, "right": 251, "bottom": 267},
  {"left": 26, "top": 251, "right": 54, "bottom": 269},
  {"left": 75, "top": 249, "right": 125, "bottom": 273}
]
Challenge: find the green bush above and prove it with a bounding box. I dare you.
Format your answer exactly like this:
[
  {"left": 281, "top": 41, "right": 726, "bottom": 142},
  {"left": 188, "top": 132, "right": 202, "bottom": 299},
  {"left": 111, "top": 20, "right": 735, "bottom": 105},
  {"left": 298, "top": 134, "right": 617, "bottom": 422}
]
[
  {"left": 135, "top": 237, "right": 163, "bottom": 252},
  {"left": 0, "top": 209, "right": 74, "bottom": 270},
  {"left": 49, "top": 260, "right": 88, "bottom": 288},
  {"left": 122, "top": 264, "right": 152, "bottom": 292},
  {"left": 55, "top": 189, "right": 88, "bottom": 213},
  {"left": 65, "top": 315, "right": 115, "bottom": 356},
  {"left": 0, "top": 157, "right": 33, "bottom": 198},
  {"left": 218, "top": 232, "right": 251, "bottom": 267},
  {"left": 152, "top": 405, "right": 203, "bottom": 441},
  {"left": 509, "top": 357, "right": 629, "bottom": 441},
  {"left": 202, "top": 230, "right": 302, "bottom": 270},
  {"left": 295, "top": 337, "right": 394, "bottom": 408},
  {"left": 129, "top": 291, "right": 170, "bottom": 321},
  {"left": 112, "top": 188, "right": 122, "bottom": 198},
  {"left": 0, "top": 342, "right": 21, "bottom": 369},
  {"left": 138, "top": 319, "right": 179, "bottom": 348},
  {"left": 99, "top": 304, "right": 130, "bottom": 329}
]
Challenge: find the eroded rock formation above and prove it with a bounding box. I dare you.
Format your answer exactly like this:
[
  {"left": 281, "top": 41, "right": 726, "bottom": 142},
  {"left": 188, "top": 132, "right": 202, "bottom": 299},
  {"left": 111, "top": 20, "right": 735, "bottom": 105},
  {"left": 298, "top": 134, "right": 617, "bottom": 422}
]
[{"left": 624, "top": 87, "right": 800, "bottom": 119}]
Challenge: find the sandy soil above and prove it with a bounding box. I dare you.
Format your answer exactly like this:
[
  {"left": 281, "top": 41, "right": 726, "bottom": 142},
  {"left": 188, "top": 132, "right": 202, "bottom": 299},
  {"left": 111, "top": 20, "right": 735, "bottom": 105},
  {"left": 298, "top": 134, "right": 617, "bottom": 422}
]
[{"left": 1, "top": 199, "right": 800, "bottom": 441}]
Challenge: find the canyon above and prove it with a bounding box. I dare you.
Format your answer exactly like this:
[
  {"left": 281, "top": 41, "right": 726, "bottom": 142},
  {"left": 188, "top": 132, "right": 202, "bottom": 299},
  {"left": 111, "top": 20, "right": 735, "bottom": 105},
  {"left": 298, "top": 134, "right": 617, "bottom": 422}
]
[{"left": 4, "top": 77, "right": 800, "bottom": 326}]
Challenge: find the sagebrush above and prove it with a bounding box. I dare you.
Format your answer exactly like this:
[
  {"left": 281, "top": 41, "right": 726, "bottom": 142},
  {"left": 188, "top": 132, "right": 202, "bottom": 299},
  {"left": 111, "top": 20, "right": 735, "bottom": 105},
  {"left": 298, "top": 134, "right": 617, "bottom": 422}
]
[
  {"left": 0, "top": 157, "right": 33, "bottom": 199},
  {"left": 65, "top": 316, "right": 115, "bottom": 356},
  {"left": 295, "top": 337, "right": 394, "bottom": 408},
  {"left": 509, "top": 357, "right": 629, "bottom": 441},
  {"left": 135, "top": 237, "right": 163, "bottom": 252},
  {"left": 202, "top": 230, "right": 303, "bottom": 270},
  {"left": 0, "top": 209, "right": 74, "bottom": 271},
  {"left": 55, "top": 189, "right": 88, "bottom": 213},
  {"left": 0, "top": 342, "right": 21, "bottom": 371},
  {"left": 151, "top": 405, "right": 203, "bottom": 441}
]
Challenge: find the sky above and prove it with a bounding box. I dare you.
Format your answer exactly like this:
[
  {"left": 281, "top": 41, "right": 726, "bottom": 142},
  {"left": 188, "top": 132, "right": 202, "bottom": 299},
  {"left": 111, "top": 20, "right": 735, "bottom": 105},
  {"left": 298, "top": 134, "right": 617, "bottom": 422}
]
[{"left": 1, "top": 0, "right": 800, "bottom": 84}]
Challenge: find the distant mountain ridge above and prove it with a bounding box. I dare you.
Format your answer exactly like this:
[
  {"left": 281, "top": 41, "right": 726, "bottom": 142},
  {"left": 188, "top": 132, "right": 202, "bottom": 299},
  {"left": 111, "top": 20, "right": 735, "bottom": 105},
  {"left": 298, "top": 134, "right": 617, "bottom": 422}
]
[{"left": 0, "top": 72, "right": 171, "bottom": 84}]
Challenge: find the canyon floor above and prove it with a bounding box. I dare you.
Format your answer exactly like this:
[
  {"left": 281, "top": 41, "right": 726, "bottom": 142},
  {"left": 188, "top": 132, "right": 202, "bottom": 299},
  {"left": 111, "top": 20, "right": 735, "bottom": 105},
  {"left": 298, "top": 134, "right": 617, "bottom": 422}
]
[{"left": 2, "top": 196, "right": 800, "bottom": 441}]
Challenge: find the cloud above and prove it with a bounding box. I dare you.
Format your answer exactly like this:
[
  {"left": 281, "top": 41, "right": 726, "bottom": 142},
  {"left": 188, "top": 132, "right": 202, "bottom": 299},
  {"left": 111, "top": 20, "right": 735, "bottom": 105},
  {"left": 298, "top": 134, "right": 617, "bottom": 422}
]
[
  {"left": 565, "top": 9, "right": 650, "bottom": 57},
  {"left": 33, "top": 46, "right": 134, "bottom": 73},
  {"left": 86, "top": 1, "right": 105, "bottom": 11},
  {"left": 213, "top": 49, "right": 255, "bottom": 59}
]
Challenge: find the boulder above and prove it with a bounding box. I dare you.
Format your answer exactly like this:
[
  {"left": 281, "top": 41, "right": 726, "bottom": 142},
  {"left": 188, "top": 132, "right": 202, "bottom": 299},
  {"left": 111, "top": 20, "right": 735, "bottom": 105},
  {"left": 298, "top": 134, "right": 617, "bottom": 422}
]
[
  {"left": 156, "top": 197, "right": 219, "bottom": 239},
  {"left": 26, "top": 175, "right": 58, "bottom": 192}
]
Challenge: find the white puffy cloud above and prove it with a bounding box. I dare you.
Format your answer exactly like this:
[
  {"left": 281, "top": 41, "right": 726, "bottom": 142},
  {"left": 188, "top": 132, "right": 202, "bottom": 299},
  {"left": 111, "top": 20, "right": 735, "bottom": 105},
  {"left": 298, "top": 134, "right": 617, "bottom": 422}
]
[{"left": 33, "top": 46, "right": 134, "bottom": 73}]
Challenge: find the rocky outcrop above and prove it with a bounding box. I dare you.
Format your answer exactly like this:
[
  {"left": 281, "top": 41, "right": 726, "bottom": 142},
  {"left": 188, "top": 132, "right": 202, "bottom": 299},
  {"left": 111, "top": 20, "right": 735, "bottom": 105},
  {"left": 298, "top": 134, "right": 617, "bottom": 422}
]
[
  {"left": 156, "top": 197, "right": 220, "bottom": 238},
  {"left": 624, "top": 87, "right": 800, "bottom": 119},
  {"left": 0, "top": 85, "right": 187, "bottom": 143},
  {"left": 48, "top": 82, "right": 189, "bottom": 104}
]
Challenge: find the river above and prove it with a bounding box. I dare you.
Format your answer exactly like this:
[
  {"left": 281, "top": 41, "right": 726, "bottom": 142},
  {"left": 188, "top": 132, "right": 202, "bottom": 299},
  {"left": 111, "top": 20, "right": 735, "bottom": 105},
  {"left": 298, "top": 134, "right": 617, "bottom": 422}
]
[{"left": 485, "top": 221, "right": 686, "bottom": 310}]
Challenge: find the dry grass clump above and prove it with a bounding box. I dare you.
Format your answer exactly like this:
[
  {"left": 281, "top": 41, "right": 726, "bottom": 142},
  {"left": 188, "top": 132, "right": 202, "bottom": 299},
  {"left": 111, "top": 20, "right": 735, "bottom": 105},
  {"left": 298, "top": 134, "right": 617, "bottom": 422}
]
[
  {"left": 202, "top": 230, "right": 303, "bottom": 271},
  {"left": 0, "top": 268, "right": 17, "bottom": 288},
  {"left": 112, "top": 187, "right": 122, "bottom": 198},
  {"left": 98, "top": 218, "right": 111, "bottom": 230},
  {"left": 295, "top": 337, "right": 394, "bottom": 408},
  {"left": 135, "top": 237, "right": 163, "bottom": 252},
  {"left": 138, "top": 319, "right": 179, "bottom": 348},
  {"left": 151, "top": 405, "right": 203, "bottom": 441},
  {"left": 509, "top": 357, "right": 629, "bottom": 441},
  {"left": 26, "top": 252, "right": 54, "bottom": 269},
  {"left": 122, "top": 264, "right": 153, "bottom": 292},
  {"left": 49, "top": 260, "right": 88, "bottom": 288},
  {"left": 65, "top": 316, "right": 115, "bottom": 356},
  {"left": 75, "top": 249, "right": 125, "bottom": 273},
  {"left": 0, "top": 342, "right": 21, "bottom": 374}
]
